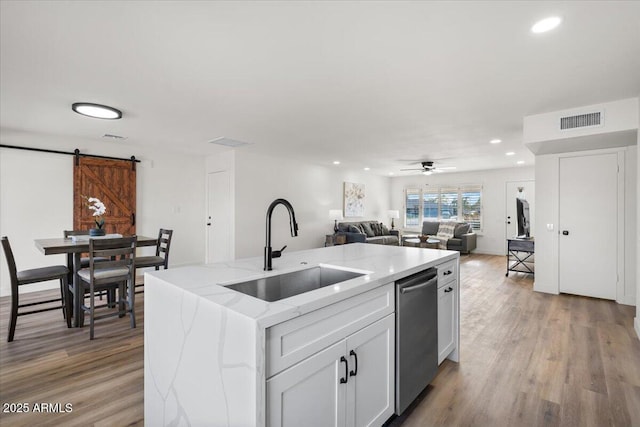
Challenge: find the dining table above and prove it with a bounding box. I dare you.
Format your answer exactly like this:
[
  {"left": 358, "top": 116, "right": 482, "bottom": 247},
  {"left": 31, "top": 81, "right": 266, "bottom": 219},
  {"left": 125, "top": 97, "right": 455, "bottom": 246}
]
[{"left": 35, "top": 235, "right": 157, "bottom": 327}]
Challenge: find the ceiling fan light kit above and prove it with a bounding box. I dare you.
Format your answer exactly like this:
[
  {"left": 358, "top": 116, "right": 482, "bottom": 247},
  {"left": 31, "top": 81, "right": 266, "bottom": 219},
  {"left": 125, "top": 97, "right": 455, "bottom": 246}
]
[{"left": 401, "top": 160, "right": 451, "bottom": 175}]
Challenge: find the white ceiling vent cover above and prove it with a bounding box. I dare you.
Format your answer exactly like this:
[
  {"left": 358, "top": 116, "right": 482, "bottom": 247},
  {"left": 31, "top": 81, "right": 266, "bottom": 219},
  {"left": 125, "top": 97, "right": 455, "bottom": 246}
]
[
  {"left": 208, "top": 137, "right": 252, "bottom": 148},
  {"left": 559, "top": 110, "right": 604, "bottom": 131}
]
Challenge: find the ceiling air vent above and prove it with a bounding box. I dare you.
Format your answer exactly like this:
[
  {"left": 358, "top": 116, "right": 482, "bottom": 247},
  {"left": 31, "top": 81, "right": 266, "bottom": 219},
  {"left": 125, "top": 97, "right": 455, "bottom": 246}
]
[
  {"left": 208, "top": 137, "right": 252, "bottom": 148},
  {"left": 559, "top": 110, "right": 603, "bottom": 131}
]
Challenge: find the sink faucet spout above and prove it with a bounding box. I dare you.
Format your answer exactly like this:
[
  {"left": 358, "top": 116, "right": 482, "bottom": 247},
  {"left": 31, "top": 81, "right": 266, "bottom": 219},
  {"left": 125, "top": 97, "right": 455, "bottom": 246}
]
[{"left": 265, "top": 198, "right": 299, "bottom": 271}]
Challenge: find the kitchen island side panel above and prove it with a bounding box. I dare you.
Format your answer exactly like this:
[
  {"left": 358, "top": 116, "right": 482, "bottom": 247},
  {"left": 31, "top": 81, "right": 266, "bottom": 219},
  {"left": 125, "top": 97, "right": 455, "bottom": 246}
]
[{"left": 145, "top": 274, "right": 260, "bottom": 426}]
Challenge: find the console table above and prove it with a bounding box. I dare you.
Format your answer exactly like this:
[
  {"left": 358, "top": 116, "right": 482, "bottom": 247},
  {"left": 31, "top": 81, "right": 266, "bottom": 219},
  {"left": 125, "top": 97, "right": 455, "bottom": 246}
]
[{"left": 506, "top": 238, "right": 534, "bottom": 276}]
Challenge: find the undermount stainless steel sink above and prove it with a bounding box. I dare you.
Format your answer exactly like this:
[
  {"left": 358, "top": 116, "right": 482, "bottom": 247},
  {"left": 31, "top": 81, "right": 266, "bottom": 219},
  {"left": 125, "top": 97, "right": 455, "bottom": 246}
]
[{"left": 224, "top": 266, "right": 366, "bottom": 302}]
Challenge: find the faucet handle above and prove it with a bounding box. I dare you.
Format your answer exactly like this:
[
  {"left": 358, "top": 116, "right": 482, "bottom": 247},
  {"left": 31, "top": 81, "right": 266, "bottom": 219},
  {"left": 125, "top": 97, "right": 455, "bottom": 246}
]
[{"left": 272, "top": 245, "right": 287, "bottom": 258}]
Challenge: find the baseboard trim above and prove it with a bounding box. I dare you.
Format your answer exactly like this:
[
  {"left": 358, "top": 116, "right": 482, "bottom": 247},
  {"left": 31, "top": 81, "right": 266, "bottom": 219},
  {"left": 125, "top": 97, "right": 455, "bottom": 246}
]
[{"left": 533, "top": 281, "right": 559, "bottom": 295}]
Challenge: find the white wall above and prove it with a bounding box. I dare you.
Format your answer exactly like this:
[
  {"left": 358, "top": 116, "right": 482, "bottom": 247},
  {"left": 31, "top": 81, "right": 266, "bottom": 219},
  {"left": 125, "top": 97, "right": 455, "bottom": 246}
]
[
  {"left": 232, "top": 150, "right": 391, "bottom": 259},
  {"left": 534, "top": 146, "right": 637, "bottom": 305},
  {"left": 389, "top": 166, "right": 535, "bottom": 255},
  {"left": 0, "top": 131, "right": 206, "bottom": 296}
]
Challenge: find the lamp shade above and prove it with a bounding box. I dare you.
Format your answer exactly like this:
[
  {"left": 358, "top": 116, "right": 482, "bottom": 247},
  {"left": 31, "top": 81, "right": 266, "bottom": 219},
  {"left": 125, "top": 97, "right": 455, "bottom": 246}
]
[
  {"left": 387, "top": 210, "right": 400, "bottom": 219},
  {"left": 329, "top": 209, "right": 344, "bottom": 220}
]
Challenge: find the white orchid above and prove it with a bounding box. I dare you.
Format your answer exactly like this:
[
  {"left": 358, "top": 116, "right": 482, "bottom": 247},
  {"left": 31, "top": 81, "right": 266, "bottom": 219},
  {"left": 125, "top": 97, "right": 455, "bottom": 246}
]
[
  {"left": 83, "top": 196, "right": 106, "bottom": 228},
  {"left": 87, "top": 197, "right": 106, "bottom": 216}
]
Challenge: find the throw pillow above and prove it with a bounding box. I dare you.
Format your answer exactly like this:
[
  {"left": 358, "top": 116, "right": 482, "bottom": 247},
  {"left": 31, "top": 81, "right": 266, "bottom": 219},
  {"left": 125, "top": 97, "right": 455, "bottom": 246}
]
[
  {"left": 422, "top": 221, "right": 440, "bottom": 236},
  {"left": 360, "top": 222, "right": 375, "bottom": 237},
  {"left": 454, "top": 223, "right": 472, "bottom": 237},
  {"left": 371, "top": 222, "right": 381, "bottom": 236},
  {"left": 348, "top": 225, "right": 361, "bottom": 234},
  {"left": 436, "top": 221, "right": 456, "bottom": 239},
  {"left": 380, "top": 224, "right": 390, "bottom": 235}
]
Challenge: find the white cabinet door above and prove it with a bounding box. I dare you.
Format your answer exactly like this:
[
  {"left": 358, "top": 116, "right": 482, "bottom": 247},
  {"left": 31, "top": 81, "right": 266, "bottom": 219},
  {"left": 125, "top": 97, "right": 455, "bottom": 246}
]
[
  {"left": 346, "top": 315, "right": 395, "bottom": 427},
  {"left": 438, "top": 284, "right": 455, "bottom": 364},
  {"left": 267, "top": 340, "right": 347, "bottom": 427}
]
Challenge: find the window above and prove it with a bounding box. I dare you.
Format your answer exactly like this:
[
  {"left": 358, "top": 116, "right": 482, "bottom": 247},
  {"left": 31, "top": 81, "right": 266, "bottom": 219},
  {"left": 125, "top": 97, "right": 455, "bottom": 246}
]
[
  {"left": 404, "top": 185, "right": 483, "bottom": 231},
  {"left": 406, "top": 188, "right": 421, "bottom": 227}
]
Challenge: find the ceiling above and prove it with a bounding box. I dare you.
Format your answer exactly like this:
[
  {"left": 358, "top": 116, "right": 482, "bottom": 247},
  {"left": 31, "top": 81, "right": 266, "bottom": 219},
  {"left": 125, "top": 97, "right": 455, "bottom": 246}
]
[{"left": 1, "top": 1, "right": 639, "bottom": 176}]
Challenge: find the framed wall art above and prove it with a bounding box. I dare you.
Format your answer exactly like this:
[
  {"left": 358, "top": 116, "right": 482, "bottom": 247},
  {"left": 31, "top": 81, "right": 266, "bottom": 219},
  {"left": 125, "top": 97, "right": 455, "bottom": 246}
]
[{"left": 343, "top": 182, "right": 365, "bottom": 217}]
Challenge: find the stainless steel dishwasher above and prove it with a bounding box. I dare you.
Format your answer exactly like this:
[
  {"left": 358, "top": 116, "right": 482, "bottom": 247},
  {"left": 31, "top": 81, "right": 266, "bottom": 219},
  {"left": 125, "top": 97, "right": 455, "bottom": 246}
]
[{"left": 395, "top": 268, "right": 438, "bottom": 415}]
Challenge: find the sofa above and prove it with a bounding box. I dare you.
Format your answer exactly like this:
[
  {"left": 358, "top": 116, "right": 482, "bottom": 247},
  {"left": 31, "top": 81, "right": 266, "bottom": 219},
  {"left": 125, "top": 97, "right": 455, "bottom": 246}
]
[
  {"left": 421, "top": 220, "right": 477, "bottom": 254},
  {"left": 336, "top": 221, "right": 400, "bottom": 245}
]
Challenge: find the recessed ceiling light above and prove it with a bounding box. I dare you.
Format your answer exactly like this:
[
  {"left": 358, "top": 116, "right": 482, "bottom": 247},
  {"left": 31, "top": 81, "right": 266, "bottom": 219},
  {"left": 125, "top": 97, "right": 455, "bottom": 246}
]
[
  {"left": 517, "top": 160, "right": 525, "bottom": 165},
  {"left": 531, "top": 16, "right": 562, "bottom": 34},
  {"left": 72, "top": 102, "right": 122, "bottom": 119},
  {"left": 506, "top": 152, "right": 516, "bottom": 156},
  {"left": 490, "top": 139, "right": 502, "bottom": 144},
  {"left": 333, "top": 161, "right": 340, "bottom": 165},
  {"left": 364, "top": 167, "right": 370, "bottom": 171}
]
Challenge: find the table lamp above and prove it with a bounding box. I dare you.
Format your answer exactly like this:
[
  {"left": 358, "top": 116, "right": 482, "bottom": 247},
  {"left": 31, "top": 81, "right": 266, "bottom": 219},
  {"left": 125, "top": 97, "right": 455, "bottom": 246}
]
[
  {"left": 387, "top": 210, "right": 400, "bottom": 230},
  {"left": 329, "top": 210, "right": 343, "bottom": 233}
]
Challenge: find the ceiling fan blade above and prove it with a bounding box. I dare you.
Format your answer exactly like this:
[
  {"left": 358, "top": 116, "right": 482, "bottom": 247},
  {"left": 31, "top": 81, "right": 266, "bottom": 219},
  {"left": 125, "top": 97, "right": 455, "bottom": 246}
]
[{"left": 400, "top": 168, "right": 425, "bottom": 171}]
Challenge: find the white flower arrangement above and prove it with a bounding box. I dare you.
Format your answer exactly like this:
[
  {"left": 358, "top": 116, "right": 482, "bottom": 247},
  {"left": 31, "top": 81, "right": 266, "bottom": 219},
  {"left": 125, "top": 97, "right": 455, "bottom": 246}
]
[{"left": 83, "top": 196, "right": 106, "bottom": 229}]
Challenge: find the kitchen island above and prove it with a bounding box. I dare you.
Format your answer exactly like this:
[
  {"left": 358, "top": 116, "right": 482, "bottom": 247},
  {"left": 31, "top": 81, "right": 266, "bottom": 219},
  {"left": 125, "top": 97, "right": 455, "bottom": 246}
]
[{"left": 144, "top": 243, "right": 459, "bottom": 426}]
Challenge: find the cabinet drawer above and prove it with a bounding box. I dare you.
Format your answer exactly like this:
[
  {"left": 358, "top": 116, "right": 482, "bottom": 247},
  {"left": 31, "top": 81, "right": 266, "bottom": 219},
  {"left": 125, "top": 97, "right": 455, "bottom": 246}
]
[
  {"left": 267, "top": 283, "right": 394, "bottom": 378},
  {"left": 437, "top": 259, "right": 457, "bottom": 287}
]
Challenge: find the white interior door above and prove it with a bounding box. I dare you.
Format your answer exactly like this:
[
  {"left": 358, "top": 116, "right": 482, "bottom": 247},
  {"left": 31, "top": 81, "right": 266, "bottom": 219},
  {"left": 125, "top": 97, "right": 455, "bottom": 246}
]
[
  {"left": 207, "top": 170, "right": 232, "bottom": 263},
  {"left": 505, "top": 180, "right": 535, "bottom": 250},
  {"left": 559, "top": 153, "right": 618, "bottom": 300}
]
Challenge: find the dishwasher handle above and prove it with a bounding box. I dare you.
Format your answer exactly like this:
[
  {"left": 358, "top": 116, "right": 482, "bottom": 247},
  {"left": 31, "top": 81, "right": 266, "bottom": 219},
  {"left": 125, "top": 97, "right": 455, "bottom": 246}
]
[{"left": 400, "top": 277, "right": 438, "bottom": 294}]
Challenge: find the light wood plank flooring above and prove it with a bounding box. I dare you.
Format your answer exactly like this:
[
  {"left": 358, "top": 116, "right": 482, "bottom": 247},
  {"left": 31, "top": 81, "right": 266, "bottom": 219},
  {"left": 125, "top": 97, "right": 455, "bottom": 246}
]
[{"left": 1, "top": 255, "right": 639, "bottom": 426}]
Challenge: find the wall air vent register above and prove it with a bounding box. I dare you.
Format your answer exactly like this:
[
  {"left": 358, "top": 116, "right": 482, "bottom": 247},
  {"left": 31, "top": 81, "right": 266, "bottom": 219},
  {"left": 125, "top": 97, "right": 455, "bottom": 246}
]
[{"left": 559, "top": 110, "right": 603, "bottom": 131}]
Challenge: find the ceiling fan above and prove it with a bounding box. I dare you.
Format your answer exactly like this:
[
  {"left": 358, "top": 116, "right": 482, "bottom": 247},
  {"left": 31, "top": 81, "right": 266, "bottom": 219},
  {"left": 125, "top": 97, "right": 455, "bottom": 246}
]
[{"left": 401, "top": 161, "right": 454, "bottom": 175}]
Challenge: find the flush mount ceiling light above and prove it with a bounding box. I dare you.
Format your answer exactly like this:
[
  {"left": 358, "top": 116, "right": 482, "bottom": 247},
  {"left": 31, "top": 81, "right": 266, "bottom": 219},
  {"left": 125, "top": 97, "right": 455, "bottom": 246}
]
[
  {"left": 364, "top": 167, "right": 370, "bottom": 171},
  {"left": 490, "top": 139, "right": 502, "bottom": 144},
  {"left": 72, "top": 102, "right": 122, "bottom": 119},
  {"left": 531, "top": 16, "right": 562, "bottom": 34},
  {"left": 333, "top": 161, "right": 341, "bottom": 165}
]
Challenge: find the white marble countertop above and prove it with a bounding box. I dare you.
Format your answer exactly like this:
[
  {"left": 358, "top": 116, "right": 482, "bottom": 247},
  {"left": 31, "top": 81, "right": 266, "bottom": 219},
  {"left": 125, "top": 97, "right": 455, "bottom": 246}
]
[{"left": 147, "top": 243, "right": 458, "bottom": 328}]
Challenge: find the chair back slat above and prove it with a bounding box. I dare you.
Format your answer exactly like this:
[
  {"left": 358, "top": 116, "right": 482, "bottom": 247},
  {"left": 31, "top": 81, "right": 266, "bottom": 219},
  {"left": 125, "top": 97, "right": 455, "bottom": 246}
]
[
  {"left": 63, "top": 230, "right": 90, "bottom": 238},
  {"left": 93, "top": 259, "right": 131, "bottom": 270}
]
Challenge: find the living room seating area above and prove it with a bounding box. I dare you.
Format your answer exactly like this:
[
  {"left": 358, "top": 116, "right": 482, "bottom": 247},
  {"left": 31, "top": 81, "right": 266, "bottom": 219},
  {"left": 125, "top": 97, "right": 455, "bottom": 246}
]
[
  {"left": 421, "top": 220, "right": 477, "bottom": 253},
  {"left": 336, "top": 220, "right": 400, "bottom": 245}
]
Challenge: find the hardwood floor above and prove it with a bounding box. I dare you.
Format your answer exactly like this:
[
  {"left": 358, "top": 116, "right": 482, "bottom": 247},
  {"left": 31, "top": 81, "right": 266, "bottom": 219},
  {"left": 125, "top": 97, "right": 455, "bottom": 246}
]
[
  {"left": 1, "top": 256, "right": 639, "bottom": 426},
  {"left": 391, "top": 254, "right": 640, "bottom": 427}
]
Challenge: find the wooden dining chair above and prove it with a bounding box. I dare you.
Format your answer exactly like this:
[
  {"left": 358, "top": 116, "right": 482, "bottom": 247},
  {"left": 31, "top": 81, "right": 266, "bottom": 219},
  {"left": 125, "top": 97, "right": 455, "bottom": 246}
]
[
  {"left": 2, "top": 236, "right": 71, "bottom": 342},
  {"left": 75, "top": 236, "right": 137, "bottom": 340},
  {"left": 63, "top": 230, "right": 110, "bottom": 268},
  {"left": 64, "top": 230, "right": 113, "bottom": 305},
  {"left": 135, "top": 229, "right": 172, "bottom": 292}
]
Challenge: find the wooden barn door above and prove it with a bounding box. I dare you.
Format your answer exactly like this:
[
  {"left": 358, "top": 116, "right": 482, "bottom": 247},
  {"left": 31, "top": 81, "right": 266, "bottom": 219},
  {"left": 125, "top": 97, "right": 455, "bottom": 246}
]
[{"left": 74, "top": 157, "right": 136, "bottom": 236}]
